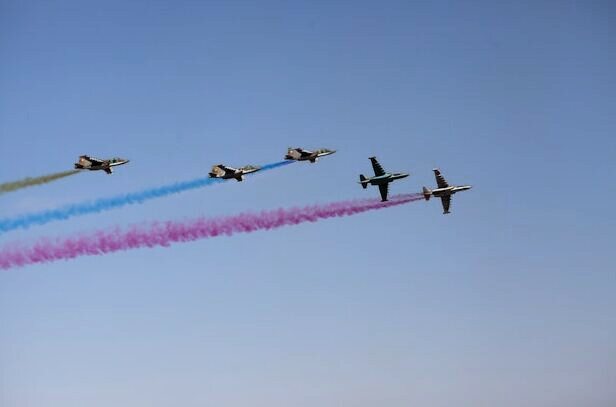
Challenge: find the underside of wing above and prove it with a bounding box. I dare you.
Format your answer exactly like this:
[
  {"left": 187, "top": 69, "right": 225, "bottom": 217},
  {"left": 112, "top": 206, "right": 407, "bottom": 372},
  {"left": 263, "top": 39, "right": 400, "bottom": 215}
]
[
  {"left": 434, "top": 169, "right": 449, "bottom": 188},
  {"left": 378, "top": 183, "right": 389, "bottom": 201},
  {"left": 370, "top": 157, "right": 386, "bottom": 176},
  {"left": 440, "top": 195, "right": 451, "bottom": 214}
]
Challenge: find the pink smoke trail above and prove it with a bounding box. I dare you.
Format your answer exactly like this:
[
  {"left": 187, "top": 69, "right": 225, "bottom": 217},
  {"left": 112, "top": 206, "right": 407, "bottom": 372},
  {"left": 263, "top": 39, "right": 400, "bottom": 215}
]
[{"left": 0, "top": 193, "right": 423, "bottom": 270}]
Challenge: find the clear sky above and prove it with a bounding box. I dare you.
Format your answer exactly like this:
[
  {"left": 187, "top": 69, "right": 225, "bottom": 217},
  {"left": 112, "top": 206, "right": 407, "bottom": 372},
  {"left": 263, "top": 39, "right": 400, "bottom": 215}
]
[{"left": 1, "top": 1, "right": 614, "bottom": 405}]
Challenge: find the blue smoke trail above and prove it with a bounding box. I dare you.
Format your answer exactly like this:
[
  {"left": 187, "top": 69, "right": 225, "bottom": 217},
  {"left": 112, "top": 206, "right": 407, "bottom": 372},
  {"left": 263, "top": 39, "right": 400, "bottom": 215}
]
[
  {"left": 259, "top": 161, "right": 294, "bottom": 171},
  {"left": 0, "top": 160, "right": 294, "bottom": 234}
]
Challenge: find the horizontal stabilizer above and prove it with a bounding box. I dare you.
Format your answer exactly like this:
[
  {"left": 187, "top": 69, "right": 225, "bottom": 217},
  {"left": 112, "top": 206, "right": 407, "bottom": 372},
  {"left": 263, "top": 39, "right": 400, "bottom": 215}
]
[
  {"left": 359, "top": 174, "right": 368, "bottom": 189},
  {"left": 422, "top": 186, "right": 432, "bottom": 201}
]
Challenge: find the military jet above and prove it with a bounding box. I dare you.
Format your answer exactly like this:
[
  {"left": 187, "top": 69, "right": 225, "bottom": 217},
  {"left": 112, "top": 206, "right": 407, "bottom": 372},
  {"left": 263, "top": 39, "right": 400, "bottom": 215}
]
[
  {"left": 359, "top": 157, "right": 409, "bottom": 201},
  {"left": 74, "top": 155, "right": 129, "bottom": 174},
  {"left": 422, "top": 168, "right": 472, "bottom": 214},
  {"left": 209, "top": 164, "right": 260, "bottom": 182},
  {"left": 285, "top": 147, "right": 336, "bottom": 163}
]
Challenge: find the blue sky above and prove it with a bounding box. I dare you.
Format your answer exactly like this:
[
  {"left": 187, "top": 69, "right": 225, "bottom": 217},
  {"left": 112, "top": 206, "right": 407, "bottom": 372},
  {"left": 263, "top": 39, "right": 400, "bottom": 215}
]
[{"left": 1, "top": 1, "right": 615, "bottom": 405}]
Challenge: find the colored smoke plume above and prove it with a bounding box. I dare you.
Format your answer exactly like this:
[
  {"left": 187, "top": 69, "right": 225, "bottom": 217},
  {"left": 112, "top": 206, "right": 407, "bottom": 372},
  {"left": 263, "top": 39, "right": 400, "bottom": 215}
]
[
  {"left": 0, "top": 170, "right": 81, "bottom": 194},
  {"left": 0, "top": 193, "right": 422, "bottom": 270},
  {"left": 0, "top": 161, "right": 293, "bottom": 234}
]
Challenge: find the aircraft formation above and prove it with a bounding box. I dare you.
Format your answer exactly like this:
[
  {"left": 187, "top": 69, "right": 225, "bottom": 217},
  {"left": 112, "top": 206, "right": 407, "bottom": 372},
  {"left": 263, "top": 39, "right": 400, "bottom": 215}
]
[
  {"left": 71, "top": 147, "right": 472, "bottom": 214},
  {"left": 0, "top": 147, "right": 474, "bottom": 269}
]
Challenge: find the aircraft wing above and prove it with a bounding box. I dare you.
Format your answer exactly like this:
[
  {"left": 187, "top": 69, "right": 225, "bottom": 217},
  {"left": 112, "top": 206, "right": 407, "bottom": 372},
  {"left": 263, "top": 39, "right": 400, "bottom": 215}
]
[
  {"left": 440, "top": 195, "right": 451, "bottom": 214},
  {"left": 81, "top": 155, "right": 105, "bottom": 165},
  {"left": 104, "top": 167, "right": 113, "bottom": 174},
  {"left": 434, "top": 169, "right": 449, "bottom": 188},
  {"left": 378, "top": 183, "right": 389, "bottom": 201},
  {"left": 219, "top": 165, "right": 236, "bottom": 172},
  {"left": 370, "top": 157, "right": 386, "bottom": 176},
  {"left": 300, "top": 149, "right": 313, "bottom": 158}
]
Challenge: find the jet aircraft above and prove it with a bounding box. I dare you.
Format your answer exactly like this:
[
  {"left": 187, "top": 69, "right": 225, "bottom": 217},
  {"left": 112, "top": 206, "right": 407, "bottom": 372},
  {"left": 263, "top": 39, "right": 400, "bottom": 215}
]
[
  {"left": 74, "top": 155, "right": 129, "bottom": 174},
  {"left": 285, "top": 147, "right": 336, "bottom": 163},
  {"left": 359, "top": 157, "right": 409, "bottom": 201},
  {"left": 209, "top": 164, "right": 260, "bottom": 182},
  {"left": 422, "top": 168, "right": 472, "bottom": 214}
]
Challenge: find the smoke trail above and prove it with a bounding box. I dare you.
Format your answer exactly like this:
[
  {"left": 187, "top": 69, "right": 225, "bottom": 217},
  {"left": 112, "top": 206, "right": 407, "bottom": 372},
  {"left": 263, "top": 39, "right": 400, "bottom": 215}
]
[
  {"left": 0, "top": 193, "right": 423, "bottom": 270},
  {"left": 259, "top": 161, "right": 292, "bottom": 171},
  {"left": 0, "top": 170, "right": 81, "bottom": 194},
  {"left": 0, "top": 161, "right": 293, "bottom": 234}
]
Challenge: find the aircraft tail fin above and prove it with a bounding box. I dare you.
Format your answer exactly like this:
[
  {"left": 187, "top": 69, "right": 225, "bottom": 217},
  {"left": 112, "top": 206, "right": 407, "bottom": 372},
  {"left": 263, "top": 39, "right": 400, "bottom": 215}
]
[
  {"left": 359, "top": 175, "right": 368, "bottom": 189},
  {"left": 422, "top": 187, "right": 432, "bottom": 201}
]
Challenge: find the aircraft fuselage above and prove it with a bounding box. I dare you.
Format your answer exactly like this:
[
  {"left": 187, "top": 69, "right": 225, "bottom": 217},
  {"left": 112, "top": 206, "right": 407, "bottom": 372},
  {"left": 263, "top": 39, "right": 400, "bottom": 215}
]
[
  {"left": 365, "top": 173, "right": 409, "bottom": 185},
  {"left": 297, "top": 154, "right": 319, "bottom": 162},
  {"left": 285, "top": 148, "right": 336, "bottom": 163},
  {"left": 74, "top": 156, "right": 129, "bottom": 174},
  {"left": 102, "top": 161, "right": 127, "bottom": 169},
  {"left": 76, "top": 162, "right": 129, "bottom": 170},
  {"left": 209, "top": 165, "right": 260, "bottom": 182},
  {"left": 430, "top": 185, "right": 472, "bottom": 197}
]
